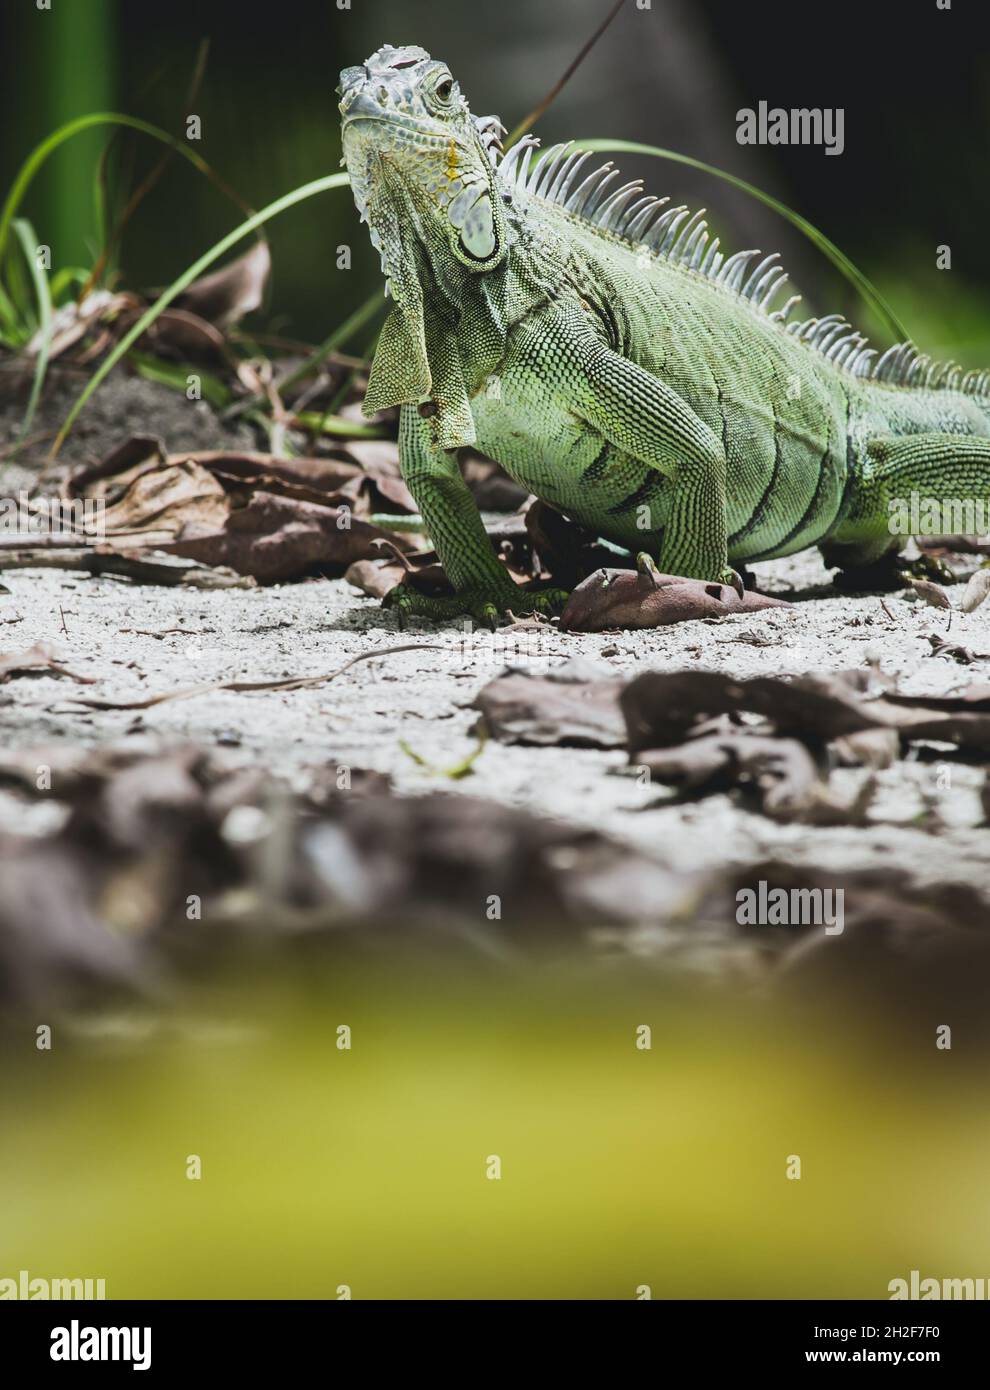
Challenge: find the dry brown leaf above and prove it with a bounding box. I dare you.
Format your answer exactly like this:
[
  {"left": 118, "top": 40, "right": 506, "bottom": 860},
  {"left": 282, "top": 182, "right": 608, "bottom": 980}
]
[
  {"left": 173, "top": 239, "right": 271, "bottom": 328},
  {"left": 960, "top": 568, "right": 990, "bottom": 613},
  {"left": 908, "top": 578, "right": 952, "bottom": 609},
  {"left": 98, "top": 459, "right": 229, "bottom": 543},
  {"left": 65, "top": 441, "right": 420, "bottom": 582},
  {"left": 633, "top": 730, "right": 875, "bottom": 825},
  {"left": 622, "top": 668, "right": 990, "bottom": 755},
  {"left": 474, "top": 660, "right": 627, "bottom": 748},
  {"left": 560, "top": 566, "right": 792, "bottom": 631}
]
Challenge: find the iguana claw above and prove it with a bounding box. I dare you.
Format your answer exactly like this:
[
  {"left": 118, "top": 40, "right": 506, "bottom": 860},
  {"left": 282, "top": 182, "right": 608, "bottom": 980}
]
[
  {"left": 636, "top": 553, "right": 745, "bottom": 599},
  {"left": 383, "top": 582, "right": 569, "bottom": 630},
  {"left": 832, "top": 550, "right": 959, "bottom": 593},
  {"left": 635, "top": 552, "right": 666, "bottom": 588},
  {"left": 720, "top": 566, "right": 747, "bottom": 600}
]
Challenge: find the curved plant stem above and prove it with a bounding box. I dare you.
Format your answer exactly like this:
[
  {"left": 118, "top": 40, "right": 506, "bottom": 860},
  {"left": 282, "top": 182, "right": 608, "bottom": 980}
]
[
  {"left": 0, "top": 113, "right": 241, "bottom": 270},
  {"left": 578, "top": 138, "right": 909, "bottom": 342},
  {"left": 276, "top": 290, "right": 385, "bottom": 395}
]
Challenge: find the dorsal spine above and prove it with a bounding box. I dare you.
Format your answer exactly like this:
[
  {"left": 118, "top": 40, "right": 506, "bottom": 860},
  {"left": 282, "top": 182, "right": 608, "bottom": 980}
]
[{"left": 496, "top": 138, "right": 990, "bottom": 398}]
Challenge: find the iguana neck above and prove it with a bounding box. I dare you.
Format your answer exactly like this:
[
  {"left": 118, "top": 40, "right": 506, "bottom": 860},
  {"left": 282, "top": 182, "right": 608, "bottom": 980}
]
[
  {"left": 413, "top": 190, "right": 571, "bottom": 381},
  {"left": 365, "top": 194, "right": 568, "bottom": 447}
]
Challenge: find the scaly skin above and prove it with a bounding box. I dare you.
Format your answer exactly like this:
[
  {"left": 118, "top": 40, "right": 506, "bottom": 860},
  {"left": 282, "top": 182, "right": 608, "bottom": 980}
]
[{"left": 339, "top": 45, "right": 990, "bottom": 624}]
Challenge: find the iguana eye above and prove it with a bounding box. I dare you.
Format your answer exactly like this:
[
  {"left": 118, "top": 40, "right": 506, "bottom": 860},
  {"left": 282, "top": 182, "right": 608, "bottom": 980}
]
[{"left": 435, "top": 78, "right": 454, "bottom": 102}]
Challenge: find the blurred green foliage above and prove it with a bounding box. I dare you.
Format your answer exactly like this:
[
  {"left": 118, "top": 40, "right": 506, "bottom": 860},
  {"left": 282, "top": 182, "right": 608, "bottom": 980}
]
[{"left": 2, "top": 976, "right": 988, "bottom": 1298}]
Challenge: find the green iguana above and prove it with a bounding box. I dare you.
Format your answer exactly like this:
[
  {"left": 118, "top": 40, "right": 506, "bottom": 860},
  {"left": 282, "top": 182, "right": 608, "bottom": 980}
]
[{"left": 339, "top": 44, "right": 990, "bottom": 625}]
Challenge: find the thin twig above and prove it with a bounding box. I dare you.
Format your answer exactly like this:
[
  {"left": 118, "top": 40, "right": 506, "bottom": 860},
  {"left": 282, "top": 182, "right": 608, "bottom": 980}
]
[
  {"left": 505, "top": 0, "right": 627, "bottom": 147},
  {"left": 57, "top": 642, "right": 446, "bottom": 711}
]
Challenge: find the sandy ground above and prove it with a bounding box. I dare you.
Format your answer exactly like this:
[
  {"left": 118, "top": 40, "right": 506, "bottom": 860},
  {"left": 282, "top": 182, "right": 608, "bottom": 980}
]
[{"left": 2, "top": 547, "right": 989, "bottom": 897}]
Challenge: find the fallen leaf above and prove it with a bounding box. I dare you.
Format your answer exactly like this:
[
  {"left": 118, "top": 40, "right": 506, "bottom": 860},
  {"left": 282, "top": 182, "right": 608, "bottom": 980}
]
[
  {"left": 63, "top": 434, "right": 169, "bottom": 500},
  {"left": 622, "top": 668, "right": 990, "bottom": 755},
  {"left": 960, "top": 568, "right": 990, "bottom": 613},
  {"left": 98, "top": 458, "right": 229, "bottom": 541},
  {"left": 162, "top": 490, "right": 413, "bottom": 582},
  {"left": 173, "top": 239, "right": 271, "bottom": 329},
  {"left": 925, "top": 634, "right": 985, "bottom": 664},
  {"left": 474, "top": 659, "right": 627, "bottom": 748},
  {"left": 0, "top": 545, "right": 256, "bottom": 588},
  {"left": 64, "top": 442, "right": 420, "bottom": 582},
  {"left": 345, "top": 555, "right": 446, "bottom": 600},
  {"left": 918, "top": 534, "right": 990, "bottom": 556},
  {"left": 560, "top": 566, "right": 792, "bottom": 631},
  {"left": 908, "top": 578, "right": 952, "bottom": 609},
  {"left": 633, "top": 731, "right": 875, "bottom": 825},
  {"left": 831, "top": 728, "right": 900, "bottom": 769},
  {"left": 524, "top": 500, "right": 604, "bottom": 587},
  {"left": 27, "top": 290, "right": 131, "bottom": 361},
  {"left": 0, "top": 643, "right": 95, "bottom": 685}
]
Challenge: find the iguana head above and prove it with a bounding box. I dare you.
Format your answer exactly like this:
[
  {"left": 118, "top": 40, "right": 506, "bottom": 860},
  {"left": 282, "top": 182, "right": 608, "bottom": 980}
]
[{"left": 338, "top": 44, "right": 507, "bottom": 277}]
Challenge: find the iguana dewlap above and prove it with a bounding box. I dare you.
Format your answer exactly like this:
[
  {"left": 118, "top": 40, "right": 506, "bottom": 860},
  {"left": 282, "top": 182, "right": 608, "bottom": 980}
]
[{"left": 339, "top": 44, "right": 990, "bottom": 624}]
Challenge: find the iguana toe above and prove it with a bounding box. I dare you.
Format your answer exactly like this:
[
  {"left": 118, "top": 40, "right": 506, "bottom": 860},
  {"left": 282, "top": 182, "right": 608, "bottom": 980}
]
[
  {"left": 719, "top": 566, "right": 747, "bottom": 599},
  {"left": 382, "top": 581, "right": 568, "bottom": 629},
  {"left": 832, "top": 550, "right": 959, "bottom": 593}
]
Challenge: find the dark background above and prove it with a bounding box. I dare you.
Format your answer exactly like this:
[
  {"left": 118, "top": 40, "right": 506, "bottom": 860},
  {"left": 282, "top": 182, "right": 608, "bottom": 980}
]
[{"left": 1, "top": 0, "right": 988, "bottom": 358}]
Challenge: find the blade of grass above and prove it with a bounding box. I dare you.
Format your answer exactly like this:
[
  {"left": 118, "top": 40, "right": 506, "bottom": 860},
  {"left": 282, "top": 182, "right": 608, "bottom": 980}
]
[
  {"left": 225, "top": 286, "right": 386, "bottom": 420},
  {"left": 49, "top": 266, "right": 94, "bottom": 301},
  {"left": 127, "top": 350, "right": 232, "bottom": 409},
  {"left": 0, "top": 281, "right": 21, "bottom": 339},
  {"left": 577, "top": 138, "right": 908, "bottom": 342},
  {"left": 312, "top": 322, "right": 384, "bottom": 436},
  {"left": 51, "top": 173, "right": 351, "bottom": 457},
  {"left": 84, "top": 43, "right": 234, "bottom": 300},
  {"left": 11, "top": 219, "right": 53, "bottom": 445},
  {"left": 0, "top": 112, "right": 245, "bottom": 272},
  {"left": 275, "top": 291, "right": 385, "bottom": 395},
  {"left": 292, "top": 410, "right": 385, "bottom": 440},
  {"left": 399, "top": 729, "right": 487, "bottom": 780}
]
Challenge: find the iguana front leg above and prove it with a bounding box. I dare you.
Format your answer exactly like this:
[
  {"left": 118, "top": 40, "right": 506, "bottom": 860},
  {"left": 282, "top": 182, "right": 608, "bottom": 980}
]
[
  {"left": 567, "top": 311, "right": 734, "bottom": 585},
  {"left": 386, "top": 405, "right": 566, "bottom": 627}
]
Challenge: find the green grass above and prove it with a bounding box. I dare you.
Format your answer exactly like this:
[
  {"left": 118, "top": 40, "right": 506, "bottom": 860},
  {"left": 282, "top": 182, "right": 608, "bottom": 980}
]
[
  {"left": 50, "top": 172, "right": 351, "bottom": 455},
  {"left": 9, "top": 219, "right": 53, "bottom": 446}
]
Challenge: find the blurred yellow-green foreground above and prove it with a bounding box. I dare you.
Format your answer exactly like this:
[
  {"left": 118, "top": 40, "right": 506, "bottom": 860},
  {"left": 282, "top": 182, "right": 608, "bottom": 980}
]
[{"left": 2, "top": 971, "right": 986, "bottom": 1300}]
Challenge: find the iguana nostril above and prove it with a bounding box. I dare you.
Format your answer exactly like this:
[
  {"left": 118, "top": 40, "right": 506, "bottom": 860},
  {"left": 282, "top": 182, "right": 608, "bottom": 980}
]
[{"left": 337, "top": 66, "right": 365, "bottom": 92}]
